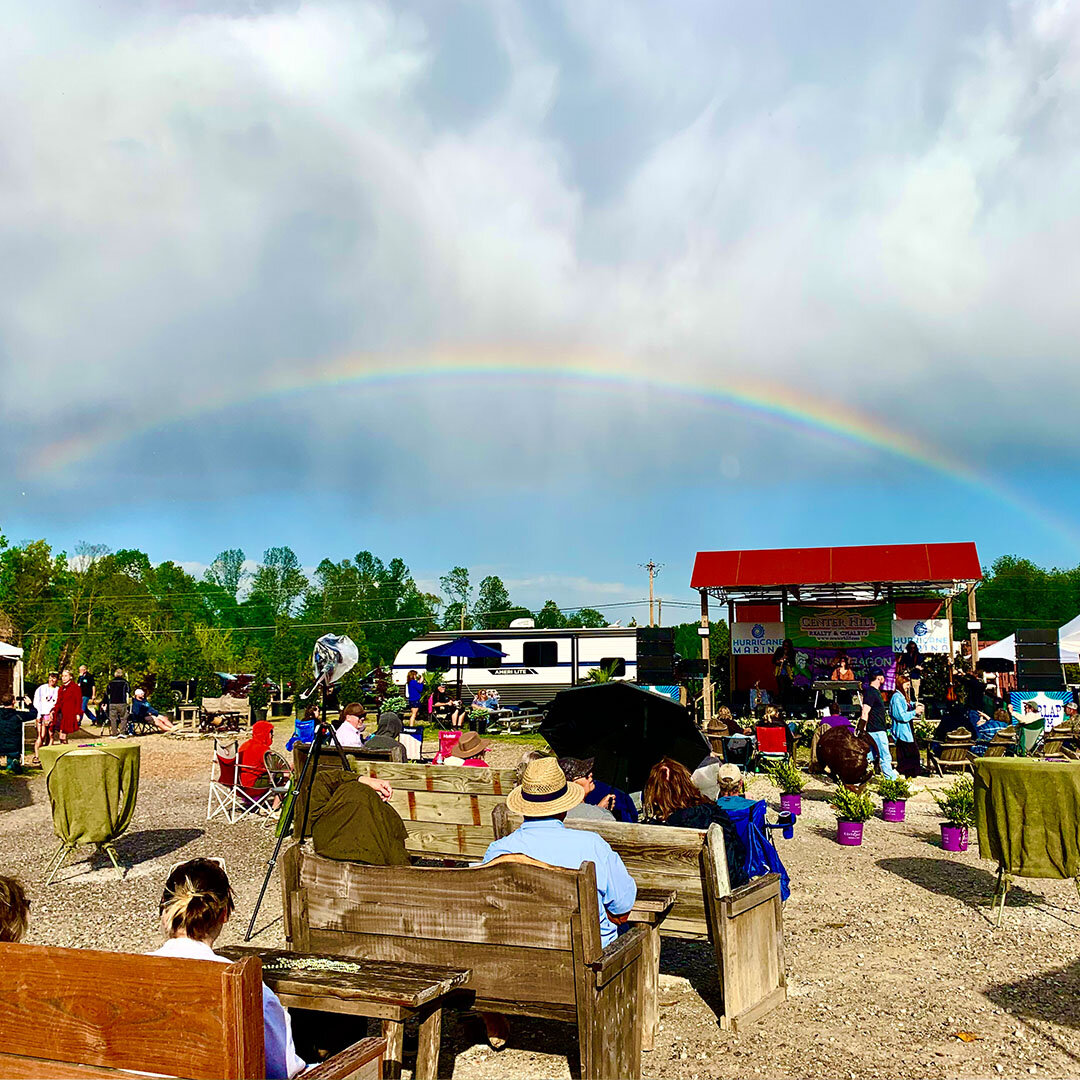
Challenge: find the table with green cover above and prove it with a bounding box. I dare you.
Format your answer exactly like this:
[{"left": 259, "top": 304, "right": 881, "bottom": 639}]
[
  {"left": 973, "top": 758, "right": 1080, "bottom": 923},
  {"left": 39, "top": 742, "right": 140, "bottom": 883}
]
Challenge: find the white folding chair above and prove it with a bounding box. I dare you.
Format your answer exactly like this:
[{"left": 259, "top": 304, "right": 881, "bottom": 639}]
[{"left": 207, "top": 739, "right": 240, "bottom": 822}]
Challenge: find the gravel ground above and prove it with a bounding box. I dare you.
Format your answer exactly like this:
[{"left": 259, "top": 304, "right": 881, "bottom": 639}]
[{"left": 3, "top": 729, "right": 1080, "bottom": 1079}]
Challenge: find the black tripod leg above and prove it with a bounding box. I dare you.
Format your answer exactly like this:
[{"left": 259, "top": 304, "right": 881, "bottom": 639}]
[{"left": 243, "top": 702, "right": 351, "bottom": 941}]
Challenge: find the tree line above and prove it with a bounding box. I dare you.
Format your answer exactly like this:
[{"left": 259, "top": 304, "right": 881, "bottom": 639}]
[{"left": 0, "top": 530, "right": 619, "bottom": 706}]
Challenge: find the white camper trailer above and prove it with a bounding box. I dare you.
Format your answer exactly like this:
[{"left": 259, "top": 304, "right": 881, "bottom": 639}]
[{"left": 390, "top": 626, "right": 639, "bottom": 708}]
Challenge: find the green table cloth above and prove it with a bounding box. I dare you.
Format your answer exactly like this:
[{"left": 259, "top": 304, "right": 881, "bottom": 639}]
[
  {"left": 39, "top": 743, "right": 140, "bottom": 881},
  {"left": 974, "top": 758, "right": 1080, "bottom": 879}
]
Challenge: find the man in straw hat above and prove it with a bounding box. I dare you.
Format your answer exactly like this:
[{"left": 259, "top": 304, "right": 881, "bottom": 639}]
[{"left": 483, "top": 757, "right": 636, "bottom": 946}]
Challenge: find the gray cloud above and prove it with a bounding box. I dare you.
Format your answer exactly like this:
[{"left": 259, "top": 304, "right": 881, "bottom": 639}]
[{"left": 1, "top": 0, "right": 1079, "bottom": 522}]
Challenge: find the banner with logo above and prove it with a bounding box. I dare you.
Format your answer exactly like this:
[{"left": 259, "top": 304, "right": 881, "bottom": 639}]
[
  {"left": 731, "top": 622, "right": 785, "bottom": 656},
  {"left": 792, "top": 645, "right": 897, "bottom": 690},
  {"left": 892, "top": 619, "right": 951, "bottom": 655},
  {"left": 1009, "top": 691, "right": 1072, "bottom": 732},
  {"left": 784, "top": 605, "right": 894, "bottom": 649}
]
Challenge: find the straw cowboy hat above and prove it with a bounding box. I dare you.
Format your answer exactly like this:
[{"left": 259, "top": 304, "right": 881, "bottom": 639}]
[
  {"left": 456, "top": 730, "right": 489, "bottom": 757},
  {"left": 506, "top": 757, "right": 585, "bottom": 817}
]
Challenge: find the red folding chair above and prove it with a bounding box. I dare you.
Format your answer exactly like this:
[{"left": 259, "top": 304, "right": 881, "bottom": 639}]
[{"left": 754, "top": 724, "right": 790, "bottom": 770}]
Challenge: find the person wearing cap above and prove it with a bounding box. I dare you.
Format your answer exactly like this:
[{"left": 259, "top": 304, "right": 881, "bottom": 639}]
[
  {"left": 558, "top": 758, "right": 616, "bottom": 821},
  {"left": 443, "top": 729, "right": 490, "bottom": 766},
  {"left": 692, "top": 761, "right": 744, "bottom": 802},
  {"left": 363, "top": 712, "right": 405, "bottom": 754},
  {"left": 335, "top": 703, "right": 368, "bottom": 748},
  {"left": 483, "top": 757, "right": 636, "bottom": 946}
]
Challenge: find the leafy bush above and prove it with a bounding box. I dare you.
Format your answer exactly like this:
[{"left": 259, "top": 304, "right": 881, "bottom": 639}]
[
  {"left": 382, "top": 695, "right": 408, "bottom": 714},
  {"left": 767, "top": 759, "right": 806, "bottom": 794},
  {"left": 830, "top": 787, "right": 875, "bottom": 823},
  {"left": 933, "top": 775, "right": 975, "bottom": 828},
  {"left": 913, "top": 717, "right": 937, "bottom": 745},
  {"left": 876, "top": 776, "right": 914, "bottom": 802}
]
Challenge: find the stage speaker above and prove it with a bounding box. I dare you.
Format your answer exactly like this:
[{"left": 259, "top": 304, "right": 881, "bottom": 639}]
[
  {"left": 636, "top": 627, "right": 676, "bottom": 682},
  {"left": 1016, "top": 627, "right": 1064, "bottom": 691},
  {"left": 675, "top": 658, "right": 709, "bottom": 679}
]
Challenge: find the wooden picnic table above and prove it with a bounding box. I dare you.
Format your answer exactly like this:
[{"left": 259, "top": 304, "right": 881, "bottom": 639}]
[
  {"left": 219, "top": 946, "right": 470, "bottom": 1080},
  {"left": 627, "top": 885, "right": 677, "bottom": 1051}
]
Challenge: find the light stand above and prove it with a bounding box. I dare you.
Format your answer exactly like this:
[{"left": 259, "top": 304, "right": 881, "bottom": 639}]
[{"left": 244, "top": 682, "right": 348, "bottom": 941}]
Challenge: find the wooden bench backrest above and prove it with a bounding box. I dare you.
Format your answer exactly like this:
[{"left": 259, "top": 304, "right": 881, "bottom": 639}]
[
  {"left": 351, "top": 762, "right": 517, "bottom": 859},
  {"left": 564, "top": 817, "right": 717, "bottom": 938},
  {"left": 283, "top": 842, "right": 601, "bottom": 1016},
  {"left": 0, "top": 942, "right": 264, "bottom": 1079}
]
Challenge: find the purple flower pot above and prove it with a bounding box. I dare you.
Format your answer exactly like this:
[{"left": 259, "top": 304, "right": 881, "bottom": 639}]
[
  {"left": 882, "top": 799, "right": 906, "bottom": 822},
  {"left": 780, "top": 793, "right": 802, "bottom": 816},
  {"left": 941, "top": 824, "right": 968, "bottom": 852},
  {"left": 837, "top": 821, "right": 864, "bottom": 846}
]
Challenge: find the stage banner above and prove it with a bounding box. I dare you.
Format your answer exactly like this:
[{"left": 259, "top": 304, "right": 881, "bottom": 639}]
[
  {"left": 785, "top": 605, "right": 894, "bottom": 649},
  {"left": 1009, "top": 691, "right": 1073, "bottom": 732},
  {"left": 731, "top": 621, "right": 785, "bottom": 656},
  {"left": 892, "top": 619, "right": 951, "bottom": 655},
  {"left": 793, "top": 645, "right": 897, "bottom": 689}
]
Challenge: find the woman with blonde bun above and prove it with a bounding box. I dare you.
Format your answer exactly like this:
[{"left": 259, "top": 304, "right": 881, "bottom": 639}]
[{"left": 150, "top": 858, "right": 304, "bottom": 1078}]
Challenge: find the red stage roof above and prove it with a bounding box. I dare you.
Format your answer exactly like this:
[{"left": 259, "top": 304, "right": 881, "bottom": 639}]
[{"left": 691, "top": 542, "right": 981, "bottom": 600}]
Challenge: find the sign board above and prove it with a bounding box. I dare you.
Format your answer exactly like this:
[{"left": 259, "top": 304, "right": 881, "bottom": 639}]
[
  {"left": 892, "top": 619, "right": 951, "bottom": 655},
  {"left": 784, "top": 605, "right": 893, "bottom": 649},
  {"left": 1009, "top": 691, "right": 1073, "bottom": 732},
  {"left": 731, "top": 622, "right": 785, "bottom": 656}
]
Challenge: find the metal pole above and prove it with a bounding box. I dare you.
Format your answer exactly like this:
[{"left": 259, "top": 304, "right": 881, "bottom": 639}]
[
  {"left": 649, "top": 565, "right": 655, "bottom": 627},
  {"left": 657, "top": 598, "right": 662, "bottom": 627},
  {"left": 700, "top": 590, "right": 712, "bottom": 726},
  {"left": 967, "top": 584, "right": 980, "bottom": 668}
]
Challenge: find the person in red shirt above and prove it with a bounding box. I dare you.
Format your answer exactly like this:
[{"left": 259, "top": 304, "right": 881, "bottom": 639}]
[
  {"left": 237, "top": 720, "right": 275, "bottom": 803},
  {"left": 52, "top": 669, "right": 83, "bottom": 743}
]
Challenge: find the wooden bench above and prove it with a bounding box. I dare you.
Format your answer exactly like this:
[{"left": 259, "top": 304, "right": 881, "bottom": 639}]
[
  {"left": 0, "top": 941, "right": 386, "bottom": 1079},
  {"left": 292, "top": 759, "right": 516, "bottom": 860},
  {"left": 494, "top": 808, "right": 787, "bottom": 1031},
  {"left": 282, "top": 841, "right": 648, "bottom": 1080}
]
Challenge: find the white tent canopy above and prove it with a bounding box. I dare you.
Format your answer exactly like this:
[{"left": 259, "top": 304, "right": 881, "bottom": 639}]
[
  {"left": 979, "top": 614, "right": 1080, "bottom": 665},
  {"left": 0, "top": 641, "right": 22, "bottom": 660}
]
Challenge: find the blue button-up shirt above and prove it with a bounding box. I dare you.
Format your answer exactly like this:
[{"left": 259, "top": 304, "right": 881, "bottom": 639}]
[{"left": 482, "top": 819, "right": 637, "bottom": 946}]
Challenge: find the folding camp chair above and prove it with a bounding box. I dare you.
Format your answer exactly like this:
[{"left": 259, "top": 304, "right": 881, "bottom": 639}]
[
  {"left": 721, "top": 733, "right": 755, "bottom": 769},
  {"left": 754, "top": 724, "right": 790, "bottom": 771},
  {"left": 206, "top": 739, "right": 239, "bottom": 822}
]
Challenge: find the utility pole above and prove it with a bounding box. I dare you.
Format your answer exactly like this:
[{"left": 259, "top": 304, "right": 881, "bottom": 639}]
[
  {"left": 657, "top": 598, "right": 662, "bottom": 626},
  {"left": 460, "top": 598, "right": 467, "bottom": 633},
  {"left": 640, "top": 560, "right": 663, "bottom": 627}
]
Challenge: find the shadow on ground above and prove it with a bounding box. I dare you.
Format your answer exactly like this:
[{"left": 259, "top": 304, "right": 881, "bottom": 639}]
[
  {"left": 986, "top": 958, "right": 1080, "bottom": 1032},
  {"left": 0, "top": 771, "right": 34, "bottom": 812},
  {"left": 111, "top": 827, "right": 204, "bottom": 867},
  {"left": 877, "top": 856, "right": 1042, "bottom": 912}
]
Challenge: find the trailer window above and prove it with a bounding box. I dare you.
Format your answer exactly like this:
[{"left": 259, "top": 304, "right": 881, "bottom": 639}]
[
  {"left": 596, "top": 657, "right": 626, "bottom": 678},
  {"left": 523, "top": 641, "right": 558, "bottom": 667},
  {"left": 426, "top": 655, "right": 449, "bottom": 673},
  {"left": 469, "top": 644, "right": 502, "bottom": 668}
]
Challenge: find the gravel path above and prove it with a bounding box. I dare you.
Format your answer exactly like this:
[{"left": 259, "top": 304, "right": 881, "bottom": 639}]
[{"left": 3, "top": 730, "right": 1080, "bottom": 1079}]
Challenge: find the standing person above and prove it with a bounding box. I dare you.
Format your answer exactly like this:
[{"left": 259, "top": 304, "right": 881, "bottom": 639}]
[
  {"left": 31, "top": 672, "right": 59, "bottom": 765},
  {"left": 52, "top": 669, "right": 83, "bottom": 744},
  {"left": 405, "top": 670, "right": 423, "bottom": 726},
  {"left": 76, "top": 665, "right": 97, "bottom": 725},
  {"left": 773, "top": 643, "right": 795, "bottom": 713},
  {"left": 900, "top": 641, "right": 924, "bottom": 701},
  {"left": 861, "top": 671, "right": 897, "bottom": 780},
  {"left": 106, "top": 668, "right": 132, "bottom": 739},
  {"left": 151, "top": 858, "right": 305, "bottom": 1078},
  {"left": 890, "top": 674, "right": 923, "bottom": 776}
]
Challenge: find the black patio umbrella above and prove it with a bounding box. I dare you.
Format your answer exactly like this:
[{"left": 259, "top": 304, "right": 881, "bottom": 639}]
[
  {"left": 977, "top": 657, "right": 1015, "bottom": 674},
  {"left": 420, "top": 637, "right": 508, "bottom": 699},
  {"left": 540, "top": 682, "right": 709, "bottom": 794}
]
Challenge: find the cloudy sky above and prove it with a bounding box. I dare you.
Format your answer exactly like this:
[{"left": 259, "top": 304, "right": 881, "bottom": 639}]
[{"left": 2, "top": 0, "right": 1079, "bottom": 617}]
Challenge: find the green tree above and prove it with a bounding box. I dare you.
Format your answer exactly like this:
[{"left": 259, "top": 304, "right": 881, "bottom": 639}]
[
  {"left": 572, "top": 607, "right": 607, "bottom": 628},
  {"left": 439, "top": 566, "right": 473, "bottom": 631},
  {"left": 475, "top": 575, "right": 512, "bottom": 629},
  {"left": 248, "top": 546, "right": 308, "bottom": 620},
  {"left": 535, "top": 600, "right": 568, "bottom": 629},
  {"left": 204, "top": 549, "right": 247, "bottom": 599}
]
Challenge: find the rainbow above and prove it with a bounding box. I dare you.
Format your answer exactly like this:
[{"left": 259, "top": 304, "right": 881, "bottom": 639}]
[{"left": 29, "top": 346, "right": 1077, "bottom": 542}]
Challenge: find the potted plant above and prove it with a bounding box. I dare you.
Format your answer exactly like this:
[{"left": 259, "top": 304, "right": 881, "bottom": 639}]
[
  {"left": 830, "top": 788, "right": 875, "bottom": 846},
  {"left": 933, "top": 775, "right": 974, "bottom": 852},
  {"left": 876, "top": 776, "right": 913, "bottom": 822},
  {"left": 767, "top": 759, "right": 806, "bottom": 816}
]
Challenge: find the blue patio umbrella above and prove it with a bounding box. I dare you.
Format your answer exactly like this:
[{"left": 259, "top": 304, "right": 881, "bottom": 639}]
[{"left": 420, "top": 637, "right": 508, "bottom": 698}]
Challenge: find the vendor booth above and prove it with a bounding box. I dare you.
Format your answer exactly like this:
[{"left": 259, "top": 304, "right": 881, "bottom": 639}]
[{"left": 690, "top": 542, "right": 983, "bottom": 722}]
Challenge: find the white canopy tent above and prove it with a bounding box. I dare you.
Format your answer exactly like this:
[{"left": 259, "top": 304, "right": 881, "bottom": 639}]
[
  {"left": 978, "top": 614, "right": 1080, "bottom": 665},
  {"left": 0, "top": 639, "right": 24, "bottom": 704}
]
